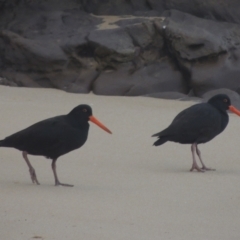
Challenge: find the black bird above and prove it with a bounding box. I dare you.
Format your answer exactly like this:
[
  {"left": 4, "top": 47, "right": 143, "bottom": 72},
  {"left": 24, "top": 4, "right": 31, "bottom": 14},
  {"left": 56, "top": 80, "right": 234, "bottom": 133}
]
[
  {"left": 152, "top": 94, "right": 240, "bottom": 172},
  {"left": 0, "top": 105, "right": 112, "bottom": 186}
]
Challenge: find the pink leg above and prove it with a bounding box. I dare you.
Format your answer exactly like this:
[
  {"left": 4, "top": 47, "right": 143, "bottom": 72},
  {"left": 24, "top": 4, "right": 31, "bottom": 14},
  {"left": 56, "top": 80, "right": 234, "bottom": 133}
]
[
  {"left": 196, "top": 145, "right": 215, "bottom": 171},
  {"left": 22, "top": 151, "right": 40, "bottom": 185},
  {"left": 51, "top": 159, "right": 74, "bottom": 187},
  {"left": 190, "top": 143, "right": 204, "bottom": 172}
]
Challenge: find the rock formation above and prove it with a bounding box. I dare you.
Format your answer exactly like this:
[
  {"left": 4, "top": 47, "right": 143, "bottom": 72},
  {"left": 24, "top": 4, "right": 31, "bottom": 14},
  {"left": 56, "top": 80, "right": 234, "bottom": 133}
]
[{"left": 0, "top": 0, "right": 240, "bottom": 103}]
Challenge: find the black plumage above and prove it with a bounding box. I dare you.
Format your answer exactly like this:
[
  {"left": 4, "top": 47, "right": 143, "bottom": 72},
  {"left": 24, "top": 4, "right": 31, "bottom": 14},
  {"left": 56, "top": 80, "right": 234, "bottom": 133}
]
[
  {"left": 0, "top": 104, "right": 112, "bottom": 186},
  {"left": 152, "top": 94, "right": 240, "bottom": 172}
]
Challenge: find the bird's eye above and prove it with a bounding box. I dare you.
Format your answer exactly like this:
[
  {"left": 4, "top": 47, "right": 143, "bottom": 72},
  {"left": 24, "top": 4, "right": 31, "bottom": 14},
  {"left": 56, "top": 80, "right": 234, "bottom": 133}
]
[
  {"left": 223, "top": 99, "right": 228, "bottom": 103},
  {"left": 82, "top": 109, "right": 87, "bottom": 112}
]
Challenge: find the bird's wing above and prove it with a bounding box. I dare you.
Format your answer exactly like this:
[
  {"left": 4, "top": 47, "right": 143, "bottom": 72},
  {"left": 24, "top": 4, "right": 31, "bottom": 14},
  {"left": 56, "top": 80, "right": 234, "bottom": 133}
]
[
  {"left": 153, "top": 104, "right": 221, "bottom": 138},
  {"left": 3, "top": 116, "right": 70, "bottom": 151}
]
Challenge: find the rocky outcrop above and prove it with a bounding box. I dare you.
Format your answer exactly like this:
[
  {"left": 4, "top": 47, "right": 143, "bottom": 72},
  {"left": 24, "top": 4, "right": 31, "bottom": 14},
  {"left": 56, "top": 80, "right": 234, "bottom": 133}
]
[
  {"left": 0, "top": 0, "right": 240, "bottom": 103},
  {"left": 93, "top": 58, "right": 187, "bottom": 96},
  {"left": 161, "top": 10, "right": 240, "bottom": 97},
  {"left": 82, "top": 0, "right": 240, "bottom": 24},
  {"left": 1, "top": 2, "right": 187, "bottom": 96}
]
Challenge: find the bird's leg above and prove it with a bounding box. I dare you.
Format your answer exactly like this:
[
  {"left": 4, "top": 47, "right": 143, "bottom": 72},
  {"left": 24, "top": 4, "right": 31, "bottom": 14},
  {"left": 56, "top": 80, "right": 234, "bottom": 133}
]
[
  {"left": 51, "top": 159, "right": 74, "bottom": 187},
  {"left": 190, "top": 143, "right": 204, "bottom": 172},
  {"left": 196, "top": 145, "right": 215, "bottom": 171},
  {"left": 22, "top": 151, "right": 40, "bottom": 185}
]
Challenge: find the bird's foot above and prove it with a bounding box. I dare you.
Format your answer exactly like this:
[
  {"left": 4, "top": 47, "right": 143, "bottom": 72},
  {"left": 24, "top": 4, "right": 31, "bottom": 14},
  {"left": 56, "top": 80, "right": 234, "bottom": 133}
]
[
  {"left": 201, "top": 166, "right": 216, "bottom": 171},
  {"left": 29, "top": 167, "right": 40, "bottom": 185},
  {"left": 190, "top": 165, "right": 205, "bottom": 172},
  {"left": 55, "top": 181, "right": 74, "bottom": 187}
]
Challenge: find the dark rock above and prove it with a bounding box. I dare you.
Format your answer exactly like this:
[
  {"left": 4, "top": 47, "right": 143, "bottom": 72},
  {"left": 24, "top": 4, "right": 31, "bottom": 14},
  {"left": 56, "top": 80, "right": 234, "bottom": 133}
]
[
  {"left": 125, "top": 20, "right": 164, "bottom": 65},
  {"left": 0, "top": 4, "right": 103, "bottom": 91},
  {"left": 82, "top": 0, "right": 240, "bottom": 25},
  {"left": 162, "top": 10, "right": 240, "bottom": 61},
  {"left": 0, "top": 6, "right": 170, "bottom": 94},
  {"left": 190, "top": 50, "right": 240, "bottom": 96},
  {"left": 126, "top": 59, "right": 187, "bottom": 96},
  {"left": 0, "top": 30, "right": 68, "bottom": 72},
  {"left": 144, "top": 92, "right": 188, "bottom": 99},
  {"left": 88, "top": 27, "right": 135, "bottom": 56},
  {"left": 126, "top": 21, "right": 161, "bottom": 48},
  {"left": 93, "top": 58, "right": 187, "bottom": 96},
  {"left": 162, "top": 10, "right": 240, "bottom": 96},
  {"left": 82, "top": 0, "right": 133, "bottom": 15},
  {"left": 147, "top": 0, "right": 165, "bottom": 13},
  {"left": 46, "top": 69, "right": 99, "bottom": 93},
  {"left": 2, "top": 1, "right": 240, "bottom": 97},
  {"left": 1, "top": 71, "right": 40, "bottom": 87},
  {"left": 82, "top": 0, "right": 153, "bottom": 15},
  {"left": 93, "top": 63, "right": 133, "bottom": 96},
  {"left": 164, "top": 0, "right": 240, "bottom": 24},
  {"left": 0, "top": 76, "right": 18, "bottom": 87}
]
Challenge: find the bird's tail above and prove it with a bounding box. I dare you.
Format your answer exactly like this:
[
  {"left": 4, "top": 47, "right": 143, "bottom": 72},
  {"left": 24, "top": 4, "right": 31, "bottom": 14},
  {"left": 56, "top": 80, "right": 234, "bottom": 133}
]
[
  {"left": 153, "top": 137, "right": 168, "bottom": 146},
  {"left": 152, "top": 131, "right": 168, "bottom": 146},
  {"left": 152, "top": 132, "right": 161, "bottom": 137}
]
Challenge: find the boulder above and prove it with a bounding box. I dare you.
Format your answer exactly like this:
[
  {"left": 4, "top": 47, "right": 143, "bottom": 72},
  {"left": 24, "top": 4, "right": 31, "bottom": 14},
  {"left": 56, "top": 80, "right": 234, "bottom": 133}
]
[
  {"left": 164, "top": 0, "right": 240, "bottom": 24},
  {"left": 82, "top": 0, "right": 155, "bottom": 15},
  {"left": 144, "top": 92, "right": 188, "bottom": 99},
  {"left": 126, "top": 20, "right": 163, "bottom": 50},
  {"left": 190, "top": 51, "right": 240, "bottom": 96},
  {"left": 1, "top": 71, "right": 40, "bottom": 87},
  {"left": 0, "top": 76, "right": 18, "bottom": 87},
  {"left": 162, "top": 10, "right": 240, "bottom": 96},
  {"left": 82, "top": 0, "right": 240, "bottom": 24},
  {"left": 93, "top": 58, "right": 187, "bottom": 96},
  {"left": 46, "top": 69, "right": 99, "bottom": 93},
  {"left": 0, "top": 30, "right": 68, "bottom": 72},
  {"left": 161, "top": 10, "right": 240, "bottom": 61},
  {"left": 1, "top": 1, "right": 240, "bottom": 99},
  {"left": 88, "top": 27, "right": 135, "bottom": 57}
]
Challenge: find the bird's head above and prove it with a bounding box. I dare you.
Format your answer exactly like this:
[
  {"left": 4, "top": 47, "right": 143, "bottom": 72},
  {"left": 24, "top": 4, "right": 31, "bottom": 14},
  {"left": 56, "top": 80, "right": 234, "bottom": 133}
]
[
  {"left": 69, "top": 104, "right": 112, "bottom": 134},
  {"left": 208, "top": 94, "right": 240, "bottom": 115}
]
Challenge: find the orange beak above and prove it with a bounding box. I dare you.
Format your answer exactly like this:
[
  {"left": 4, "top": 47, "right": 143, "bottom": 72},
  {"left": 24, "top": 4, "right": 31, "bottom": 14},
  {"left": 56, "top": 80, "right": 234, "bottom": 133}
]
[
  {"left": 229, "top": 105, "right": 240, "bottom": 116},
  {"left": 89, "top": 116, "right": 112, "bottom": 134}
]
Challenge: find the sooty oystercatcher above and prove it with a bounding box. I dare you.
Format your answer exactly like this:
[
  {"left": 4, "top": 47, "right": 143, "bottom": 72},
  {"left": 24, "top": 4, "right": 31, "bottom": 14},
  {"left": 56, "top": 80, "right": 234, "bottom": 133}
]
[
  {"left": 152, "top": 94, "right": 240, "bottom": 172},
  {"left": 0, "top": 104, "right": 112, "bottom": 186}
]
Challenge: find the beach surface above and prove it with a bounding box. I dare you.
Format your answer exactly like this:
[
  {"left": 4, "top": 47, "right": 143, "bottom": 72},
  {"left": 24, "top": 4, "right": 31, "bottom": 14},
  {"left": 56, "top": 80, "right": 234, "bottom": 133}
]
[{"left": 0, "top": 86, "right": 239, "bottom": 240}]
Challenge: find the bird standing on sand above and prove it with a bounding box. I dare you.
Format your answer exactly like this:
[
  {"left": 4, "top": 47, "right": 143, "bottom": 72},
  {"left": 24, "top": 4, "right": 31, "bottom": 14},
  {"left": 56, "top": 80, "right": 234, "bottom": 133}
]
[
  {"left": 0, "top": 105, "right": 112, "bottom": 186},
  {"left": 152, "top": 94, "right": 240, "bottom": 172}
]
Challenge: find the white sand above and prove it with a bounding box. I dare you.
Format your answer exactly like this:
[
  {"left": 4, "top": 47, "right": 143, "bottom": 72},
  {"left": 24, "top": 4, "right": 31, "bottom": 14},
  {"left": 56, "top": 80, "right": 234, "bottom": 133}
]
[{"left": 0, "top": 86, "right": 239, "bottom": 240}]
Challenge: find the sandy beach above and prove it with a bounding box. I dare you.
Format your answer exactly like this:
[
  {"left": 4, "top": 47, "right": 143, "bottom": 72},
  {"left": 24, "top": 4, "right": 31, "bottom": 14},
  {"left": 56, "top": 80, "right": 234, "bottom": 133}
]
[{"left": 0, "top": 85, "right": 240, "bottom": 240}]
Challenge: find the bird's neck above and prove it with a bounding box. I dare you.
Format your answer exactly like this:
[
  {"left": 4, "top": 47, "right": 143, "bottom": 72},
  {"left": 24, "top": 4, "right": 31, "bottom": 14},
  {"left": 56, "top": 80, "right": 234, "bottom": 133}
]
[
  {"left": 67, "top": 115, "right": 90, "bottom": 130},
  {"left": 220, "top": 110, "right": 229, "bottom": 132}
]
